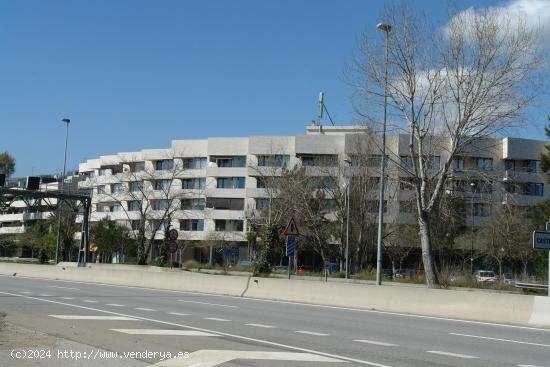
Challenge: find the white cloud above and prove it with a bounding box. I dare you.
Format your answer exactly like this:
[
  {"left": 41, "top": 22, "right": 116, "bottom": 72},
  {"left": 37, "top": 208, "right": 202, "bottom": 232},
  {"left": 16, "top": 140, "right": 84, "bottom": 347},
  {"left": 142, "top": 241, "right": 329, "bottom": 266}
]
[{"left": 445, "top": 0, "right": 550, "bottom": 45}]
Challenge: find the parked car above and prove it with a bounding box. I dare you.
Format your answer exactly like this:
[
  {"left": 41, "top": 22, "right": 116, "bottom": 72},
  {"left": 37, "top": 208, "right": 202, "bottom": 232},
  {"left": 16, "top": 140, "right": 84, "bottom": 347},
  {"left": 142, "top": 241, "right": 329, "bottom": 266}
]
[
  {"left": 503, "top": 273, "right": 515, "bottom": 285},
  {"left": 474, "top": 270, "right": 498, "bottom": 283}
]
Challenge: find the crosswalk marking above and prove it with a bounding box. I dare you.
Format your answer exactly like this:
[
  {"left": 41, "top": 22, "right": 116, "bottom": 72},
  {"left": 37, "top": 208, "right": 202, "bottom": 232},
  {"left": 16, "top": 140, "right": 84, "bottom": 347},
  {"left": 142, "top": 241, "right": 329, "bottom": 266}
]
[
  {"left": 111, "top": 329, "right": 219, "bottom": 336},
  {"left": 49, "top": 315, "right": 137, "bottom": 320}
]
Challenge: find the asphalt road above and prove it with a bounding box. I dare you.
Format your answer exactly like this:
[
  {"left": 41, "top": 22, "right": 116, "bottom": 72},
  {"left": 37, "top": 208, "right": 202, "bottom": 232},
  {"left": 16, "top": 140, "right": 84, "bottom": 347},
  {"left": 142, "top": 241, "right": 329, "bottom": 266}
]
[{"left": 0, "top": 274, "right": 549, "bottom": 367}]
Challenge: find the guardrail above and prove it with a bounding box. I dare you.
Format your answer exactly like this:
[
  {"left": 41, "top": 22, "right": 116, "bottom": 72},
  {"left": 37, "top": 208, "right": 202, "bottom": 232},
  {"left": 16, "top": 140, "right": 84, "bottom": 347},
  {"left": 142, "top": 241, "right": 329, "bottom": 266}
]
[{"left": 515, "top": 282, "right": 548, "bottom": 294}]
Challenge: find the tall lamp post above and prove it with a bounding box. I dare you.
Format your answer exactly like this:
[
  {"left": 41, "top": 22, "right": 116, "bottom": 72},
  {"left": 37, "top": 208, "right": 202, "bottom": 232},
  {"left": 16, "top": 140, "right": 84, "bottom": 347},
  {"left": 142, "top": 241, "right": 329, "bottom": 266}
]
[
  {"left": 55, "top": 118, "right": 71, "bottom": 264},
  {"left": 469, "top": 181, "right": 476, "bottom": 276},
  {"left": 344, "top": 158, "right": 352, "bottom": 279},
  {"left": 375, "top": 22, "right": 392, "bottom": 286}
]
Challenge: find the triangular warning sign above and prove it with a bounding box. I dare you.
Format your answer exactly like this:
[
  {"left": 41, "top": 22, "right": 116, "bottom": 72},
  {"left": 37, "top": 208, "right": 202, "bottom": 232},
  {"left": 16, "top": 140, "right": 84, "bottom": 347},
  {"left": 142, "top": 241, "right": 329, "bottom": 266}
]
[{"left": 283, "top": 217, "right": 300, "bottom": 236}]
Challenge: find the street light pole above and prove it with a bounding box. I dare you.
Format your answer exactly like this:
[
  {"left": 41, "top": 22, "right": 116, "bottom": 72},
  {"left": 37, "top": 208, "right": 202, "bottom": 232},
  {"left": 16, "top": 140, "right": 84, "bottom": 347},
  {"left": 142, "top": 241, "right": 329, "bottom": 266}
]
[
  {"left": 55, "top": 118, "right": 70, "bottom": 264},
  {"left": 344, "top": 159, "right": 352, "bottom": 279},
  {"left": 470, "top": 181, "right": 476, "bottom": 276},
  {"left": 376, "top": 22, "right": 392, "bottom": 286}
]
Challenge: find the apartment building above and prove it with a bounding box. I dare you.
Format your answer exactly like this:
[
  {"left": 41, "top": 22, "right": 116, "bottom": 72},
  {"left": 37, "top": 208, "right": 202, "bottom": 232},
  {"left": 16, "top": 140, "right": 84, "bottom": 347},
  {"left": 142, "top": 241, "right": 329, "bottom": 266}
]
[{"left": 76, "top": 125, "right": 550, "bottom": 262}]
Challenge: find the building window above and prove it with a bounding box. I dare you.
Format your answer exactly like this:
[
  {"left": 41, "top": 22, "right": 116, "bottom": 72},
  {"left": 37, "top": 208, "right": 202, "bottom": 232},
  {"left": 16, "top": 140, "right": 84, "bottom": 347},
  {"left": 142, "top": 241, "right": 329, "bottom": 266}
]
[
  {"left": 504, "top": 160, "right": 516, "bottom": 172},
  {"left": 150, "top": 220, "right": 166, "bottom": 231},
  {"left": 524, "top": 182, "right": 544, "bottom": 196},
  {"left": 255, "top": 198, "right": 269, "bottom": 209},
  {"left": 154, "top": 159, "right": 173, "bottom": 171},
  {"left": 181, "top": 198, "right": 206, "bottom": 210},
  {"left": 215, "top": 219, "right": 244, "bottom": 232},
  {"left": 182, "top": 178, "right": 206, "bottom": 190},
  {"left": 366, "top": 200, "right": 387, "bottom": 213},
  {"left": 216, "top": 177, "right": 245, "bottom": 189},
  {"left": 97, "top": 203, "right": 121, "bottom": 212},
  {"left": 429, "top": 156, "right": 441, "bottom": 169},
  {"left": 153, "top": 179, "right": 172, "bottom": 191},
  {"left": 452, "top": 157, "right": 464, "bottom": 170},
  {"left": 129, "top": 181, "right": 143, "bottom": 192},
  {"left": 399, "top": 201, "right": 414, "bottom": 213},
  {"left": 180, "top": 219, "right": 204, "bottom": 231},
  {"left": 399, "top": 178, "right": 415, "bottom": 190},
  {"left": 400, "top": 156, "right": 413, "bottom": 170},
  {"left": 111, "top": 183, "right": 123, "bottom": 193},
  {"left": 182, "top": 157, "right": 207, "bottom": 169},
  {"left": 131, "top": 220, "right": 140, "bottom": 230},
  {"left": 152, "top": 199, "right": 170, "bottom": 211},
  {"left": 471, "top": 180, "right": 493, "bottom": 194},
  {"left": 257, "top": 155, "right": 290, "bottom": 167},
  {"left": 206, "top": 198, "right": 245, "bottom": 210},
  {"left": 128, "top": 201, "right": 141, "bottom": 211},
  {"left": 321, "top": 199, "right": 336, "bottom": 213},
  {"left": 521, "top": 160, "right": 541, "bottom": 172},
  {"left": 475, "top": 158, "right": 493, "bottom": 171},
  {"left": 473, "top": 203, "right": 491, "bottom": 217},
  {"left": 300, "top": 155, "right": 338, "bottom": 167},
  {"left": 97, "top": 185, "right": 106, "bottom": 194},
  {"left": 99, "top": 168, "right": 109, "bottom": 176},
  {"left": 214, "top": 156, "right": 246, "bottom": 168}
]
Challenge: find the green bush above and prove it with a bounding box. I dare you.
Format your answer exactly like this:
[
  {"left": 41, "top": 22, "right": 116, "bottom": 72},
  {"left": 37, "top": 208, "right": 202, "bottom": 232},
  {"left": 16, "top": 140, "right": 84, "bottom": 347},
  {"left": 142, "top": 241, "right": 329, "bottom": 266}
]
[
  {"left": 153, "top": 256, "right": 167, "bottom": 267},
  {"left": 183, "top": 259, "right": 200, "bottom": 269}
]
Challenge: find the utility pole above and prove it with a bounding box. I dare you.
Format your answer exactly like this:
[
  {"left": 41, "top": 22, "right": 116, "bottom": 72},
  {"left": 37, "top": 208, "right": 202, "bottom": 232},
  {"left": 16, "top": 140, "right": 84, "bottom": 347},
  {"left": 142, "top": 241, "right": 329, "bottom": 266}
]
[{"left": 55, "top": 118, "right": 70, "bottom": 264}]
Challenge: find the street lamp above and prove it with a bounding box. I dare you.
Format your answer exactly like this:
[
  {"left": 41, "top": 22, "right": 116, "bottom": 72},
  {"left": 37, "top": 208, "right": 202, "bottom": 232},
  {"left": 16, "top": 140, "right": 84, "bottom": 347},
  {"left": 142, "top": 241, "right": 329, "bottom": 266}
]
[
  {"left": 469, "top": 181, "right": 476, "bottom": 276},
  {"left": 344, "top": 158, "right": 352, "bottom": 279},
  {"left": 375, "top": 22, "right": 392, "bottom": 286},
  {"left": 55, "top": 118, "right": 71, "bottom": 264}
]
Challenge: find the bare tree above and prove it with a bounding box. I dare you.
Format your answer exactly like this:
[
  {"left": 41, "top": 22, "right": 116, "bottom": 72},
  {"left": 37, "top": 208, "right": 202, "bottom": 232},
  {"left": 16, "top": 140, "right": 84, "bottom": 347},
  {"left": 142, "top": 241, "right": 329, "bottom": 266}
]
[{"left": 351, "top": 4, "right": 542, "bottom": 287}]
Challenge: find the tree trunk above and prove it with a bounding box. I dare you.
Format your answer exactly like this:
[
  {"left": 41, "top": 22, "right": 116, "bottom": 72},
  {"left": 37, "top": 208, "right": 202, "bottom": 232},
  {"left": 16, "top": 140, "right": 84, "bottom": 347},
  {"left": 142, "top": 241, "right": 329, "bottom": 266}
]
[{"left": 418, "top": 211, "right": 439, "bottom": 288}]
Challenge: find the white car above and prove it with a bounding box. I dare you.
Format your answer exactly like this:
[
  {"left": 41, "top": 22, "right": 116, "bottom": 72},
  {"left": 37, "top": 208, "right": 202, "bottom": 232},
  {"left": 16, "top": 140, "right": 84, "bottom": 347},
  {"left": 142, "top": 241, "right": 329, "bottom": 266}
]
[{"left": 474, "top": 270, "right": 498, "bottom": 283}]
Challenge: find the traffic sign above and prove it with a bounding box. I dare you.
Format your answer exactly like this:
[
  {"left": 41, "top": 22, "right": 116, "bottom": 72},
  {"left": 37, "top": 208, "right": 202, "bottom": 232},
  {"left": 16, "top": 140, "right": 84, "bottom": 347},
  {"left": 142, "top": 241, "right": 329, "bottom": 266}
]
[
  {"left": 283, "top": 217, "right": 300, "bottom": 236},
  {"left": 533, "top": 231, "right": 550, "bottom": 250},
  {"left": 168, "top": 240, "right": 178, "bottom": 253},
  {"left": 286, "top": 235, "right": 296, "bottom": 257},
  {"left": 168, "top": 228, "right": 179, "bottom": 241}
]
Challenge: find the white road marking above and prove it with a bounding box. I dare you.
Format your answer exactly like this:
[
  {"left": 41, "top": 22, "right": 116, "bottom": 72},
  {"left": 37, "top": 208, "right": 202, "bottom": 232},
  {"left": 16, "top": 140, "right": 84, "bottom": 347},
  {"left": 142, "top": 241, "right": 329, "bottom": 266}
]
[
  {"left": 295, "top": 330, "right": 329, "bottom": 336},
  {"left": 518, "top": 365, "right": 543, "bottom": 367},
  {"left": 48, "top": 285, "right": 80, "bottom": 291},
  {"left": 20, "top": 291, "right": 32, "bottom": 294},
  {"left": 154, "top": 349, "right": 346, "bottom": 367},
  {"left": 49, "top": 315, "right": 137, "bottom": 320},
  {"left": 111, "top": 329, "right": 219, "bottom": 336},
  {"left": 203, "top": 317, "right": 230, "bottom": 322},
  {"left": 1, "top": 290, "right": 395, "bottom": 366},
  {"left": 178, "top": 300, "right": 237, "bottom": 308},
  {"left": 106, "top": 303, "right": 124, "bottom": 307},
  {"left": 168, "top": 312, "right": 190, "bottom": 316},
  {"left": 134, "top": 307, "right": 156, "bottom": 312},
  {"left": 82, "top": 299, "right": 98, "bottom": 303},
  {"left": 426, "top": 351, "right": 478, "bottom": 359},
  {"left": 60, "top": 297, "right": 74, "bottom": 300},
  {"left": 354, "top": 339, "right": 397, "bottom": 347},
  {"left": 9, "top": 274, "right": 548, "bottom": 334},
  {"left": 38, "top": 294, "right": 52, "bottom": 297},
  {"left": 245, "top": 323, "right": 275, "bottom": 329},
  {"left": 450, "top": 332, "right": 550, "bottom": 348}
]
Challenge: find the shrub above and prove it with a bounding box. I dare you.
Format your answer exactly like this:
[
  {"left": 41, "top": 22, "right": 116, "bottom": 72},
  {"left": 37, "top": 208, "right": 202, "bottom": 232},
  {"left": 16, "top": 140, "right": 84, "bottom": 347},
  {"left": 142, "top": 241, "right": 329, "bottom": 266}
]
[
  {"left": 183, "top": 260, "right": 200, "bottom": 269},
  {"left": 153, "top": 256, "right": 166, "bottom": 267}
]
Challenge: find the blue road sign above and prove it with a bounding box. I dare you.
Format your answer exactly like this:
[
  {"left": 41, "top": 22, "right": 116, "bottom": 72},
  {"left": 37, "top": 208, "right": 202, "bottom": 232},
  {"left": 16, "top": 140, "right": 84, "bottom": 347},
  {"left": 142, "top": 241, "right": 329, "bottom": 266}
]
[{"left": 286, "top": 235, "right": 296, "bottom": 257}]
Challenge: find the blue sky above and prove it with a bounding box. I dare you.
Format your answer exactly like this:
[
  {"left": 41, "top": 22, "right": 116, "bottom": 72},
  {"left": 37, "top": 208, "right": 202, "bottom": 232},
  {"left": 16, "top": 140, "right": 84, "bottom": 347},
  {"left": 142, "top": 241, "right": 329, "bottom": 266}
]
[{"left": 1, "top": 0, "right": 548, "bottom": 177}]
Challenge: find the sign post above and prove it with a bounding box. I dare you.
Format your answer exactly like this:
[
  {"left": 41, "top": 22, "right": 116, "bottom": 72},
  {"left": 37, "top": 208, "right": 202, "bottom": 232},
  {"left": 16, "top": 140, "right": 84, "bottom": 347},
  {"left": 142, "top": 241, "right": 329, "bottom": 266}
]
[
  {"left": 283, "top": 217, "right": 300, "bottom": 280},
  {"left": 166, "top": 228, "right": 179, "bottom": 269},
  {"left": 532, "top": 221, "right": 550, "bottom": 297}
]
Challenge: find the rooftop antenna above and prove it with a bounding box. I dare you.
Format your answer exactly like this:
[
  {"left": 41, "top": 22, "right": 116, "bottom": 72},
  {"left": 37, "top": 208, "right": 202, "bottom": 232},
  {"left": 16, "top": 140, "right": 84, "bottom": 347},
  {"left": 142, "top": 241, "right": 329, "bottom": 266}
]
[{"left": 318, "top": 91, "right": 335, "bottom": 126}]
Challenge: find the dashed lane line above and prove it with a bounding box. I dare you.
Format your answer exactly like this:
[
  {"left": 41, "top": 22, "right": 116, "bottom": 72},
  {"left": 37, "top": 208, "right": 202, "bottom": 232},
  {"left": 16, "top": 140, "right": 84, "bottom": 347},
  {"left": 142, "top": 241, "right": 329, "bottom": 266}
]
[
  {"left": 111, "top": 329, "right": 219, "bottom": 336},
  {"left": 203, "top": 317, "right": 231, "bottom": 322},
  {"left": 106, "top": 303, "right": 124, "bottom": 307},
  {"left": 82, "top": 300, "right": 98, "bottom": 303},
  {"left": 167, "top": 312, "right": 190, "bottom": 316},
  {"left": 134, "top": 307, "right": 156, "bottom": 312},
  {"left": 354, "top": 340, "right": 397, "bottom": 347},
  {"left": 449, "top": 332, "right": 550, "bottom": 348},
  {"left": 295, "top": 331, "right": 329, "bottom": 336},
  {"left": 49, "top": 315, "right": 138, "bottom": 321},
  {"left": 178, "top": 300, "right": 237, "bottom": 308},
  {"left": 245, "top": 323, "right": 276, "bottom": 329},
  {"left": 426, "top": 351, "right": 478, "bottom": 359}
]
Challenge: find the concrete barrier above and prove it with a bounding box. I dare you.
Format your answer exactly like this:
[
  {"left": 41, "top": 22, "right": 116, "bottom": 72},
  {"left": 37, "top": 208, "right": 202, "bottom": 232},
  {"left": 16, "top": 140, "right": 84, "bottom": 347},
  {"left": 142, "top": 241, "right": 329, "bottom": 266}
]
[{"left": 1, "top": 263, "right": 547, "bottom": 328}]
